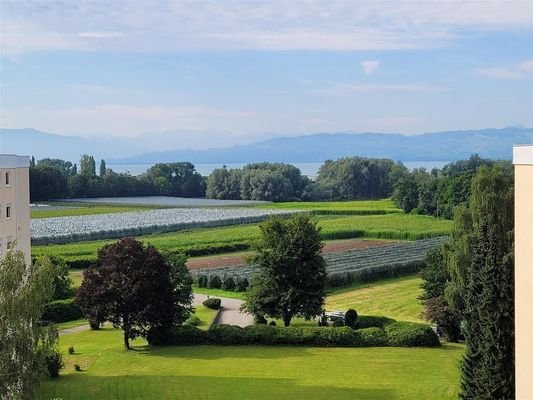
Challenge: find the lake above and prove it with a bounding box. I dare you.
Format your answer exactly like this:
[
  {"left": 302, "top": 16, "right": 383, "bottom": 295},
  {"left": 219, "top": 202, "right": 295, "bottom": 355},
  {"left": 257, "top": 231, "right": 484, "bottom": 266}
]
[{"left": 107, "top": 161, "right": 451, "bottom": 178}]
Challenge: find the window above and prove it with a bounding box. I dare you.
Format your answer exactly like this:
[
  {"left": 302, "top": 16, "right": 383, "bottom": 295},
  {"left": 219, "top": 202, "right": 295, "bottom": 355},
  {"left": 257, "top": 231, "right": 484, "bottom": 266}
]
[
  {"left": 6, "top": 205, "right": 11, "bottom": 219},
  {"left": 5, "top": 172, "right": 10, "bottom": 186}
]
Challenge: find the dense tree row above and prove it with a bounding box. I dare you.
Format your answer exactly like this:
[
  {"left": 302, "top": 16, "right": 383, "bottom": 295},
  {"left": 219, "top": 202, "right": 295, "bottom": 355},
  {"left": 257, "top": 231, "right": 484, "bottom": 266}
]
[
  {"left": 206, "top": 158, "right": 406, "bottom": 201},
  {"left": 29, "top": 155, "right": 205, "bottom": 201},
  {"left": 392, "top": 155, "right": 512, "bottom": 218},
  {"left": 419, "top": 166, "right": 514, "bottom": 398}
]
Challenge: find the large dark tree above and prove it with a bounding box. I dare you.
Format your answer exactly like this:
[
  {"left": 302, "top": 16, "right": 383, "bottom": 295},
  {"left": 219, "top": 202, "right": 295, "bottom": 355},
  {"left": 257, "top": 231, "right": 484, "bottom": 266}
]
[
  {"left": 447, "top": 167, "right": 515, "bottom": 399},
  {"left": 245, "top": 214, "right": 326, "bottom": 326},
  {"left": 76, "top": 238, "right": 192, "bottom": 349}
]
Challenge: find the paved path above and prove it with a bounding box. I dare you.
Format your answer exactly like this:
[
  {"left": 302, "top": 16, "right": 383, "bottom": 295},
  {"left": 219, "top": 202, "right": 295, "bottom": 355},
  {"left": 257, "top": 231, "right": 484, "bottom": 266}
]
[
  {"left": 194, "top": 294, "right": 254, "bottom": 327},
  {"left": 59, "top": 294, "right": 253, "bottom": 335}
]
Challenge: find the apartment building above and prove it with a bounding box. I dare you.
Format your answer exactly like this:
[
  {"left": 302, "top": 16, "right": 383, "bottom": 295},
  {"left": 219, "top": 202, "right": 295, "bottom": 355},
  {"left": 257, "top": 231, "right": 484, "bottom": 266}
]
[
  {"left": 514, "top": 145, "right": 533, "bottom": 400},
  {"left": 0, "top": 155, "right": 31, "bottom": 265}
]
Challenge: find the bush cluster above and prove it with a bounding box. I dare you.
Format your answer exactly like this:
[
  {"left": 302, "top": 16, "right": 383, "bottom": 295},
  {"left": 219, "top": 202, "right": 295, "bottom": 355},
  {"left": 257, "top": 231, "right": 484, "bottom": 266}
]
[
  {"left": 196, "top": 274, "right": 249, "bottom": 292},
  {"left": 41, "top": 299, "right": 83, "bottom": 324},
  {"left": 384, "top": 321, "right": 440, "bottom": 347},
  {"left": 42, "top": 349, "right": 64, "bottom": 378},
  {"left": 148, "top": 320, "right": 439, "bottom": 348},
  {"left": 202, "top": 298, "right": 222, "bottom": 310}
]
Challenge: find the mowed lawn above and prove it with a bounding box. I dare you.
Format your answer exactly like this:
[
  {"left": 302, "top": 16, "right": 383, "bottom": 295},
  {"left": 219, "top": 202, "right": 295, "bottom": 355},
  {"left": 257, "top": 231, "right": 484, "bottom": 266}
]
[
  {"left": 327, "top": 275, "right": 425, "bottom": 323},
  {"left": 39, "top": 328, "right": 462, "bottom": 400}
]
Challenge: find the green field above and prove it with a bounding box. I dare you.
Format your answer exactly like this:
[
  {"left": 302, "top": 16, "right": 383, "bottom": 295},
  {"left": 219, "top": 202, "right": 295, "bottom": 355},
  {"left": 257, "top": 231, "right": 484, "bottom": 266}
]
[
  {"left": 38, "top": 327, "right": 461, "bottom": 400},
  {"left": 31, "top": 203, "right": 158, "bottom": 219},
  {"left": 32, "top": 214, "right": 451, "bottom": 262},
  {"left": 327, "top": 275, "right": 424, "bottom": 323},
  {"left": 256, "top": 199, "right": 401, "bottom": 214}
]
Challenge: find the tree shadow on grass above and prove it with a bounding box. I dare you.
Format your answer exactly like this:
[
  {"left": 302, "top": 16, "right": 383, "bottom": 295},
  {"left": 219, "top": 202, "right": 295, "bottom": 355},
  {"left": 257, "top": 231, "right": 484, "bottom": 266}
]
[
  {"left": 39, "top": 374, "right": 398, "bottom": 400},
  {"left": 132, "top": 344, "right": 317, "bottom": 360}
]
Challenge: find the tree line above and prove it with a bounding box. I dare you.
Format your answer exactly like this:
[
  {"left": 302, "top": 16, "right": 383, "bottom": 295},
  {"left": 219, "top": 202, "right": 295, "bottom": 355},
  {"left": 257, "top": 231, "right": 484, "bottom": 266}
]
[{"left": 29, "top": 155, "right": 205, "bottom": 201}]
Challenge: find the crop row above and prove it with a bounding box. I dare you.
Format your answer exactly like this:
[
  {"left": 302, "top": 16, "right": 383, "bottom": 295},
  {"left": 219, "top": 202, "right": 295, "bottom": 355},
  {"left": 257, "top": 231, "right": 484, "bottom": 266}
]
[
  {"left": 192, "top": 237, "right": 447, "bottom": 283},
  {"left": 31, "top": 208, "right": 303, "bottom": 245}
]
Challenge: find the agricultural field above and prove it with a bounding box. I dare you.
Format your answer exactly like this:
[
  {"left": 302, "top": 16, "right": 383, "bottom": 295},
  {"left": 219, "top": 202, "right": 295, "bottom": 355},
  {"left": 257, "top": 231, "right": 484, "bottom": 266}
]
[
  {"left": 31, "top": 203, "right": 158, "bottom": 219},
  {"left": 31, "top": 208, "right": 299, "bottom": 245},
  {"left": 256, "top": 199, "right": 401, "bottom": 214},
  {"left": 190, "top": 237, "right": 446, "bottom": 283},
  {"left": 64, "top": 196, "right": 270, "bottom": 207},
  {"left": 38, "top": 328, "right": 462, "bottom": 400},
  {"left": 32, "top": 213, "right": 451, "bottom": 263}
]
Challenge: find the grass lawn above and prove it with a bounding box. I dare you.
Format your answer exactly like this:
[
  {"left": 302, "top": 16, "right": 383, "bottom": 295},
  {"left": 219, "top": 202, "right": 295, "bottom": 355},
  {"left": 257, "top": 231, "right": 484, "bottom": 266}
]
[
  {"left": 192, "top": 285, "right": 246, "bottom": 300},
  {"left": 327, "top": 275, "right": 424, "bottom": 323},
  {"left": 192, "top": 305, "right": 220, "bottom": 330},
  {"left": 38, "top": 327, "right": 462, "bottom": 400},
  {"left": 31, "top": 203, "right": 158, "bottom": 219},
  {"left": 55, "top": 319, "right": 88, "bottom": 331},
  {"left": 33, "top": 213, "right": 451, "bottom": 262}
]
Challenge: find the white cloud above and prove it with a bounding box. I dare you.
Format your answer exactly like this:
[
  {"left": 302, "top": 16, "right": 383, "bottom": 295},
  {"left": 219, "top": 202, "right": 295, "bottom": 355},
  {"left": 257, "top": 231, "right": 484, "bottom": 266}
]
[
  {"left": 476, "top": 60, "right": 533, "bottom": 80},
  {"left": 0, "top": 1, "right": 531, "bottom": 55},
  {"left": 361, "top": 60, "right": 380, "bottom": 75}
]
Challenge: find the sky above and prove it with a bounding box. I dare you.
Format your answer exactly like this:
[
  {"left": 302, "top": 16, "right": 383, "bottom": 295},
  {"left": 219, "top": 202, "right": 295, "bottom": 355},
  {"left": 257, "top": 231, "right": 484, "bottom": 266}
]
[{"left": 1, "top": 0, "right": 533, "bottom": 149}]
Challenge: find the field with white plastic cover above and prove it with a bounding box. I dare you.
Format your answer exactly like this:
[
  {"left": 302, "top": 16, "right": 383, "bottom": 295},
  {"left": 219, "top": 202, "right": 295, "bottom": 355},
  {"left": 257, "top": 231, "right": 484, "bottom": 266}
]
[{"left": 31, "top": 208, "right": 301, "bottom": 245}]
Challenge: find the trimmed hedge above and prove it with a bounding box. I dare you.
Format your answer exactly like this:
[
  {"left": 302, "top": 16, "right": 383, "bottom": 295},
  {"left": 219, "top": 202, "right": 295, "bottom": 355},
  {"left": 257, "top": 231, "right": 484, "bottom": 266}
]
[
  {"left": 148, "top": 320, "right": 439, "bottom": 348},
  {"left": 356, "top": 315, "right": 395, "bottom": 329},
  {"left": 202, "top": 298, "right": 222, "bottom": 310},
  {"left": 41, "top": 299, "right": 83, "bottom": 324},
  {"left": 385, "top": 322, "right": 440, "bottom": 347}
]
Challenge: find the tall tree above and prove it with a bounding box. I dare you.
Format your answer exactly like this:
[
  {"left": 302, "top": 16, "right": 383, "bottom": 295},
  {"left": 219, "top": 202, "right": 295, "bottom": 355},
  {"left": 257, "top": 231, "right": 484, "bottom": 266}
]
[
  {"left": 79, "top": 154, "right": 96, "bottom": 176},
  {"left": 0, "top": 252, "right": 58, "bottom": 399},
  {"left": 99, "top": 159, "right": 107, "bottom": 176},
  {"left": 245, "top": 214, "right": 326, "bottom": 326},
  {"left": 451, "top": 167, "right": 515, "bottom": 399},
  {"left": 76, "top": 238, "right": 192, "bottom": 349}
]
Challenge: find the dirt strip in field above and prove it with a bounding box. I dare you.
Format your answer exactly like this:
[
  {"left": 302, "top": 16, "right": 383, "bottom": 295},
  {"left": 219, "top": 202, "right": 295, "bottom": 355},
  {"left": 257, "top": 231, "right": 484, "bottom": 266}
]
[{"left": 186, "top": 239, "right": 396, "bottom": 271}]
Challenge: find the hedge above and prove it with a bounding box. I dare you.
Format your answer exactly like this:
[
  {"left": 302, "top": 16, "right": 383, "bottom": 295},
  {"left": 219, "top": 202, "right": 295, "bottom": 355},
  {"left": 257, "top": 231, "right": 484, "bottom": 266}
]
[
  {"left": 202, "top": 298, "right": 222, "bottom": 310},
  {"left": 41, "top": 299, "right": 83, "bottom": 324},
  {"left": 148, "top": 320, "right": 439, "bottom": 348},
  {"left": 384, "top": 322, "right": 440, "bottom": 347}
]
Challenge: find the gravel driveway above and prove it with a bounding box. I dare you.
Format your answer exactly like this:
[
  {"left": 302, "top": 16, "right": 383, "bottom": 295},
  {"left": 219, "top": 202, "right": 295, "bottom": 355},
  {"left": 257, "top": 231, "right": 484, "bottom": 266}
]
[{"left": 194, "top": 294, "right": 253, "bottom": 327}]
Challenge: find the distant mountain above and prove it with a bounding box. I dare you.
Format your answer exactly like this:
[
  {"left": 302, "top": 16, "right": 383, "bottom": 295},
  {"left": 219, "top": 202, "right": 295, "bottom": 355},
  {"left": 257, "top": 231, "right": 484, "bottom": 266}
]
[
  {"left": 109, "top": 127, "right": 533, "bottom": 164},
  {"left": 0, "top": 128, "right": 144, "bottom": 161},
  {"left": 2, "top": 127, "right": 532, "bottom": 165}
]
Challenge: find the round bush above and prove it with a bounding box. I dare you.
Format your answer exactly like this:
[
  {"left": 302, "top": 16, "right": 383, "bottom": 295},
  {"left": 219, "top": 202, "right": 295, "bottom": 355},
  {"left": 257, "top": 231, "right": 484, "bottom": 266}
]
[
  {"left": 222, "top": 276, "right": 236, "bottom": 291},
  {"left": 43, "top": 350, "right": 64, "bottom": 378},
  {"left": 344, "top": 309, "right": 358, "bottom": 329},
  {"left": 385, "top": 322, "right": 440, "bottom": 347},
  {"left": 208, "top": 275, "right": 222, "bottom": 289},
  {"left": 197, "top": 274, "right": 208, "bottom": 288},
  {"left": 236, "top": 278, "right": 249, "bottom": 292},
  {"left": 202, "top": 298, "right": 222, "bottom": 310}
]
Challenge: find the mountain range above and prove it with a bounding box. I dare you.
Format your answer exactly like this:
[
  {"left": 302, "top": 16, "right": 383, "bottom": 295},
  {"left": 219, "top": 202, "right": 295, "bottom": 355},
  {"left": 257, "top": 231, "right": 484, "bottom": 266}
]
[{"left": 1, "top": 127, "right": 532, "bottom": 165}]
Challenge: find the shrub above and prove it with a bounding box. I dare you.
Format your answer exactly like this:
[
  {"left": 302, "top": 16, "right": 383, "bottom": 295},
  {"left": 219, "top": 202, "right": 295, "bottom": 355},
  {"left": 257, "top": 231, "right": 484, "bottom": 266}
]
[
  {"left": 332, "top": 319, "right": 344, "bottom": 327},
  {"left": 254, "top": 314, "right": 267, "bottom": 325},
  {"left": 236, "top": 278, "right": 249, "bottom": 292},
  {"left": 222, "top": 276, "right": 236, "bottom": 291},
  {"left": 43, "top": 350, "right": 64, "bottom": 378},
  {"left": 147, "top": 325, "right": 209, "bottom": 346},
  {"left": 208, "top": 324, "right": 243, "bottom": 345},
  {"left": 74, "top": 364, "right": 82, "bottom": 372},
  {"left": 202, "top": 298, "right": 221, "bottom": 310},
  {"left": 208, "top": 275, "right": 222, "bottom": 289},
  {"left": 42, "top": 299, "right": 83, "bottom": 324},
  {"left": 269, "top": 321, "right": 277, "bottom": 327},
  {"left": 184, "top": 315, "right": 201, "bottom": 327},
  {"left": 385, "top": 322, "right": 440, "bottom": 347},
  {"left": 356, "top": 315, "right": 394, "bottom": 329},
  {"left": 355, "top": 327, "right": 388, "bottom": 346},
  {"left": 344, "top": 309, "right": 358, "bottom": 329},
  {"left": 197, "top": 274, "right": 208, "bottom": 288},
  {"left": 89, "top": 319, "right": 102, "bottom": 330},
  {"left": 68, "top": 346, "right": 75, "bottom": 355}
]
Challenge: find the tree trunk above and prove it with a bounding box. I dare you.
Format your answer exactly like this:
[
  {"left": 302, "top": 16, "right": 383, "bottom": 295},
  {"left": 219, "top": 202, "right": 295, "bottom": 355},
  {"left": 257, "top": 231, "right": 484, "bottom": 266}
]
[
  {"left": 123, "top": 326, "right": 130, "bottom": 350},
  {"left": 283, "top": 314, "right": 292, "bottom": 327}
]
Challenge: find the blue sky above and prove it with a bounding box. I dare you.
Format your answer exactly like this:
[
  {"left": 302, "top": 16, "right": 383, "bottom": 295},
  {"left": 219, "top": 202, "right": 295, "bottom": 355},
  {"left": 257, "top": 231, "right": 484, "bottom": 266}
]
[{"left": 1, "top": 0, "right": 532, "bottom": 149}]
